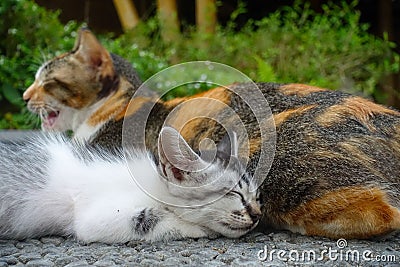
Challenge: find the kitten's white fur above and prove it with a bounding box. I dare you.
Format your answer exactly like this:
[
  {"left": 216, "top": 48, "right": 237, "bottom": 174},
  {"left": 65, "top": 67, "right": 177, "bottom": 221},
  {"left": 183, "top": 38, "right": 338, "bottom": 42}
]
[{"left": 0, "top": 127, "right": 260, "bottom": 243}]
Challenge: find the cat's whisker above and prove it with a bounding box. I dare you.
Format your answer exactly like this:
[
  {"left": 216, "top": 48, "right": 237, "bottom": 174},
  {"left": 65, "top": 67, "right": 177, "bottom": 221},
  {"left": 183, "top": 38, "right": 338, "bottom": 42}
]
[
  {"left": 43, "top": 103, "right": 57, "bottom": 111},
  {"left": 38, "top": 109, "right": 44, "bottom": 121},
  {"left": 25, "top": 111, "right": 41, "bottom": 129}
]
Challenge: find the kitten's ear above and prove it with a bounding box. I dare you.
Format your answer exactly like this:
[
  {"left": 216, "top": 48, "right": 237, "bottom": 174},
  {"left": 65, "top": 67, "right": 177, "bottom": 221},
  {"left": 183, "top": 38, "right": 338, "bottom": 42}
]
[
  {"left": 73, "top": 28, "right": 113, "bottom": 71},
  {"left": 217, "top": 130, "right": 239, "bottom": 160},
  {"left": 158, "top": 127, "right": 208, "bottom": 182}
]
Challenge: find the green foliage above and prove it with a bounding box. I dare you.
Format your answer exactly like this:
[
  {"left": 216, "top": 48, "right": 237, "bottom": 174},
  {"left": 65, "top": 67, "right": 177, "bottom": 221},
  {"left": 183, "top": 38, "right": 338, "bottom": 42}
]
[
  {"left": 126, "top": 0, "right": 399, "bottom": 99},
  {"left": 255, "top": 0, "right": 399, "bottom": 98},
  {"left": 254, "top": 56, "right": 277, "bottom": 83},
  {"left": 1, "top": 0, "right": 399, "bottom": 129},
  {"left": 0, "top": 0, "right": 78, "bottom": 129},
  {"left": 101, "top": 35, "right": 168, "bottom": 82}
]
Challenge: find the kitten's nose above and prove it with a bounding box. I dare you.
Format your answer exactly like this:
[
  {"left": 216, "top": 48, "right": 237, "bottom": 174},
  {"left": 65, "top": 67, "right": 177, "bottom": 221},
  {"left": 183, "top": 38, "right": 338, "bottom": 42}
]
[{"left": 248, "top": 202, "right": 262, "bottom": 223}]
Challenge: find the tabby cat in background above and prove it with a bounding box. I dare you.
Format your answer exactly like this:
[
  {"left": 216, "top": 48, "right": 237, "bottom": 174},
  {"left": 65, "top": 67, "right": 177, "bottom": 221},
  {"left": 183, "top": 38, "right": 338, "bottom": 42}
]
[{"left": 23, "top": 28, "right": 400, "bottom": 240}]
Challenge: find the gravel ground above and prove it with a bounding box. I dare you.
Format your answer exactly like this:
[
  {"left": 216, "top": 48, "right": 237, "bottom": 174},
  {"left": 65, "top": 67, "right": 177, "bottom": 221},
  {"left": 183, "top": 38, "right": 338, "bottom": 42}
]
[{"left": 0, "top": 230, "right": 399, "bottom": 266}]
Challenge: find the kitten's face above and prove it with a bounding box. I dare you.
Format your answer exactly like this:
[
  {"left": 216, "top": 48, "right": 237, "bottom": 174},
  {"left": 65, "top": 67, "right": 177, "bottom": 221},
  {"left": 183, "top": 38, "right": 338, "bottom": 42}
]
[
  {"left": 184, "top": 171, "right": 262, "bottom": 238},
  {"left": 159, "top": 127, "right": 262, "bottom": 238},
  {"left": 23, "top": 29, "right": 117, "bottom": 131}
]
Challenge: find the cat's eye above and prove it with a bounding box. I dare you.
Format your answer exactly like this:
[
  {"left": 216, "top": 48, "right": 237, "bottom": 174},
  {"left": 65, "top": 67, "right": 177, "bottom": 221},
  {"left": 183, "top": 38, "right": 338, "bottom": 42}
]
[
  {"left": 43, "top": 81, "right": 57, "bottom": 90},
  {"left": 228, "top": 190, "right": 245, "bottom": 202},
  {"left": 53, "top": 78, "right": 70, "bottom": 91},
  {"left": 43, "top": 79, "right": 69, "bottom": 92}
]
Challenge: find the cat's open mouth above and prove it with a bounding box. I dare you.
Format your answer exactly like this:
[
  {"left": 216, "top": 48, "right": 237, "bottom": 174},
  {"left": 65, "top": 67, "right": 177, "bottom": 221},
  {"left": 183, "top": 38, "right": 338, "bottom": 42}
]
[{"left": 41, "top": 110, "right": 60, "bottom": 129}]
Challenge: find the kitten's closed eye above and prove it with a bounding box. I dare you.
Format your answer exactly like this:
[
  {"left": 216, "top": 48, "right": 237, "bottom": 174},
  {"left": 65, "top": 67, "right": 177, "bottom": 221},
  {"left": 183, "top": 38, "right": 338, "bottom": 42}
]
[
  {"left": 228, "top": 191, "right": 244, "bottom": 199},
  {"left": 51, "top": 79, "right": 71, "bottom": 91}
]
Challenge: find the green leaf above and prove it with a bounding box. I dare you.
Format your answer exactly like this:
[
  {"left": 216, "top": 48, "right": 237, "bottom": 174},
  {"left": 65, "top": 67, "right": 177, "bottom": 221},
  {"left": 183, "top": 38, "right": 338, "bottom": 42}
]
[
  {"left": 2, "top": 83, "right": 23, "bottom": 107},
  {"left": 254, "top": 55, "right": 277, "bottom": 82}
]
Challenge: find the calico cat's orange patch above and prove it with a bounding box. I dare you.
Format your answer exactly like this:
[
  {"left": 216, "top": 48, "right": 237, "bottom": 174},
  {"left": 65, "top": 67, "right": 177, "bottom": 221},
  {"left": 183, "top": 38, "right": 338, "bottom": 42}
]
[
  {"left": 164, "top": 86, "right": 232, "bottom": 109},
  {"left": 279, "top": 83, "right": 326, "bottom": 96},
  {"left": 64, "top": 93, "right": 95, "bottom": 109},
  {"left": 192, "top": 86, "right": 231, "bottom": 99},
  {"left": 317, "top": 96, "right": 400, "bottom": 130},
  {"left": 87, "top": 80, "right": 131, "bottom": 126},
  {"left": 280, "top": 186, "right": 400, "bottom": 239},
  {"left": 273, "top": 105, "right": 317, "bottom": 127},
  {"left": 115, "top": 97, "right": 155, "bottom": 121},
  {"left": 164, "top": 97, "right": 187, "bottom": 109},
  {"left": 248, "top": 137, "right": 261, "bottom": 156},
  {"left": 166, "top": 86, "right": 232, "bottom": 141}
]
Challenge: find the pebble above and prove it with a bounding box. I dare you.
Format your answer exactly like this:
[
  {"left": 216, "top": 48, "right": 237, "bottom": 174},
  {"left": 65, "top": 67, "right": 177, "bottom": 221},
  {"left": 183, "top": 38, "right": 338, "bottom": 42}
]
[
  {"left": 63, "top": 260, "right": 89, "bottom": 267},
  {"left": 40, "top": 237, "right": 65, "bottom": 246},
  {"left": 0, "top": 256, "right": 18, "bottom": 265},
  {"left": 0, "top": 247, "right": 18, "bottom": 257},
  {"left": 54, "top": 256, "right": 78, "bottom": 266},
  {"left": 18, "top": 253, "right": 41, "bottom": 264},
  {"left": 139, "top": 259, "right": 160, "bottom": 266},
  {"left": 92, "top": 259, "right": 116, "bottom": 266},
  {"left": 26, "top": 259, "right": 54, "bottom": 267}
]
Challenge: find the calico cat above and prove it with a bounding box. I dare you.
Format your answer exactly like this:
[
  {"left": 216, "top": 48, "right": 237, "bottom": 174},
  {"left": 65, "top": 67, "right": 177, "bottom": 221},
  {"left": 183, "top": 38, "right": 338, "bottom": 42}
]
[
  {"left": 0, "top": 127, "right": 261, "bottom": 243},
  {"left": 23, "top": 27, "right": 155, "bottom": 143},
  {"left": 24, "top": 28, "right": 400, "bottom": 239}
]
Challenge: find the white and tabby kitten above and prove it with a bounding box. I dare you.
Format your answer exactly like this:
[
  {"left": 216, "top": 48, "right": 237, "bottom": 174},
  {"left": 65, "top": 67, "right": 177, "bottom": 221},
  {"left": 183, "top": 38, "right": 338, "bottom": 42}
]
[{"left": 0, "top": 127, "right": 261, "bottom": 243}]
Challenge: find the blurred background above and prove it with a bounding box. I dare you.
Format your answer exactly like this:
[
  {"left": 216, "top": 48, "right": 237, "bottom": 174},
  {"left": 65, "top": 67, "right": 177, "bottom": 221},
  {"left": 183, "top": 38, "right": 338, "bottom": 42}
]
[{"left": 0, "top": 0, "right": 399, "bottom": 129}]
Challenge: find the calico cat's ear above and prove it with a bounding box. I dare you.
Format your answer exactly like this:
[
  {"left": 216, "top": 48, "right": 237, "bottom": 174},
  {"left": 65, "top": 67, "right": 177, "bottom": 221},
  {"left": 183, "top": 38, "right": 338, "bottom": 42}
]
[
  {"left": 73, "top": 28, "right": 113, "bottom": 71},
  {"left": 158, "top": 127, "right": 209, "bottom": 182}
]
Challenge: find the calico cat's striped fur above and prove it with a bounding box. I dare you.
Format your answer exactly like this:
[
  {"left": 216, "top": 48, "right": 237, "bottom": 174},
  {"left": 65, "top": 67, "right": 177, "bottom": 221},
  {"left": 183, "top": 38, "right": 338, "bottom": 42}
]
[
  {"left": 24, "top": 28, "right": 400, "bottom": 239},
  {"left": 0, "top": 127, "right": 260, "bottom": 243}
]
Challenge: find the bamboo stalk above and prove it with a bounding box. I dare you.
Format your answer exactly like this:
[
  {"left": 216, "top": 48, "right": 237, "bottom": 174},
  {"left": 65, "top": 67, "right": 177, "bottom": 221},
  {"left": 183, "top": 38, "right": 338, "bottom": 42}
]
[
  {"left": 113, "top": 0, "right": 140, "bottom": 31},
  {"left": 196, "top": 0, "right": 217, "bottom": 35},
  {"left": 157, "top": 0, "right": 180, "bottom": 42}
]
